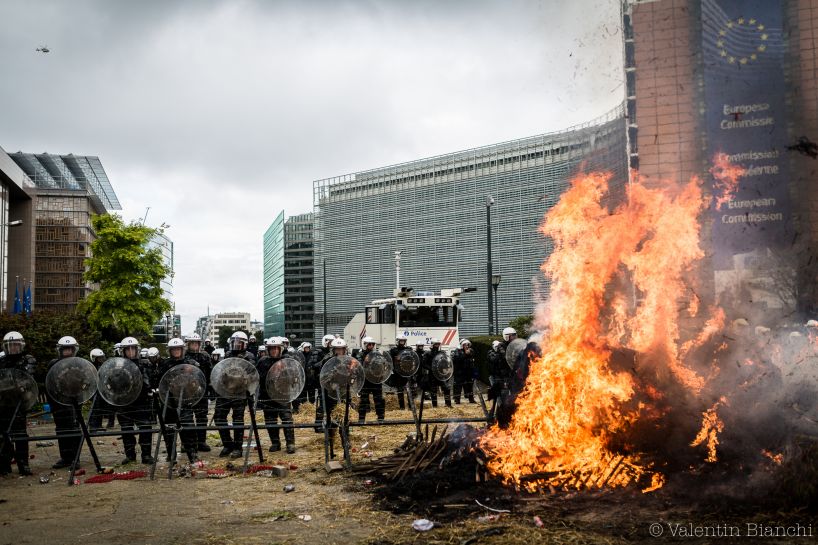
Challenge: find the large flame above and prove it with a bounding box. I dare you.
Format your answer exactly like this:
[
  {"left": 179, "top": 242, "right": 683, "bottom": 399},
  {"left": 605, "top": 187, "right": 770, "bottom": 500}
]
[{"left": 480, "top": 167, "right": 729, "bottom": 493}]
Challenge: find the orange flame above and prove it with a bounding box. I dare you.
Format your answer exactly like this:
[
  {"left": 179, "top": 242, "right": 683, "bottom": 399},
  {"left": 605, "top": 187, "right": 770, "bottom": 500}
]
[
  {"left": 481, "top": 169, "right": 711, "bottom": 493},
  {"left": 690, "top": 399, "right": 725, "bottom": 463},
  {"left": 710, "top": 152, "right": 744, "bottom": 210}
]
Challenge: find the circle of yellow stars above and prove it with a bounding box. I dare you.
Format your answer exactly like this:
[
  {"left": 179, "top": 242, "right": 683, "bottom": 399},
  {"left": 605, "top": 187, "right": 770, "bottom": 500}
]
[{"left": 717, "top": 17, "right": 768, "bottom": 65}]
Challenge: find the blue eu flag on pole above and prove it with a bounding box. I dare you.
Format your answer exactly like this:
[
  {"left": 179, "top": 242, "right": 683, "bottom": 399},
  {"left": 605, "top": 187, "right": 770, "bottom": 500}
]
[
  {"left": 23, "top": 283, "right": 31, "bottom": 315},
  {"left": 12, "top": 278, "right": 21, "bottom": 314}
]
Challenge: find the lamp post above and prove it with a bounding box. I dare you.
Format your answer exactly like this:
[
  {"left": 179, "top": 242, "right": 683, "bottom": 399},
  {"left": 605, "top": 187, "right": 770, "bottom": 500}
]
[
  {"left": 486, "top": 196, "right": 495, "bottom": 336},
  {"left": 2, "top": 220, "right": 23, "bottom": 312},
  {"left": 491, "top": 274, "right": 501, "bottom": 335}
]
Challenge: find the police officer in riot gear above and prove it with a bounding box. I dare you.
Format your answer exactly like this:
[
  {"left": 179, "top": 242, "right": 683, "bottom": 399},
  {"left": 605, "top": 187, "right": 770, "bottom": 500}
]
[
  {"left": 87, "top": 348, "right": 116, "bottom": 432},
  {"left": 45, "top": 336, "right": 84, "bottom": 469},
  {"left": 388, "top": 334, "right": 411, "bottom": 410},
  {"left": 315, "top": 338, "right": 348, "bottom": 444},
  {"left": 0, "top": 332, "right": 36, "bottom": 475},
  {"left": 358, "top": 337, "right": 385, "bottom": 422},
  {"left": 452, "top": 339, "right": 476, "bottom": 404},
  {"left": 215, "top": 331, "right": 255, "bottom": 458},
  {"left": 310, "top": 335, "right": 335, "bottom": 430},
  {"left": 247, "top": 335, "right": 259, "bottom": 357},
  {"left": 204, "top": 339, "right": 215, "bottom": 355},
  {"left": 184, "top": 333, "right": 212, "bottom": 453},
  {"left": 118, "top": 337, "right": 155, "bottom": 465},
  {"left": 155, "top": 337, "right": 198, "bottom": 463},
  {"left": 422, "top": 339, "right": 452, "bottom": 408},
  {"left": 293, "top": 342, "right": 312, "bottom": 409},
  {"left": 256, "top": 338, "right": 296, "bottom": 453}
]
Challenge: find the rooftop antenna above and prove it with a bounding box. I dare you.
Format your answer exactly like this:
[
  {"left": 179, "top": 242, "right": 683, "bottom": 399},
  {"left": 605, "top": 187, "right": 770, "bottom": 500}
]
[{"left": 141, "top": 206, "right": 150, "bottom": 224}]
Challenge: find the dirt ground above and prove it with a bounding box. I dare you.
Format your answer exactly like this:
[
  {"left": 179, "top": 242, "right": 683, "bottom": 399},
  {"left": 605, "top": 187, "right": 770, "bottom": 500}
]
[
  {"left": 0, "top": 398, "right": 497, "bottom": 545},
  {"left": 0, "top": 398, "right": 812, "bottom": 545}
]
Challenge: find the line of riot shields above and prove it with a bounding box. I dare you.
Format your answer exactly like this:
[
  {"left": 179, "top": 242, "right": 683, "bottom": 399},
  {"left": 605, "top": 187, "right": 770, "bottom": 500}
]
[{"left": 0, "top": 345, "right": 520, "bottom": 484}]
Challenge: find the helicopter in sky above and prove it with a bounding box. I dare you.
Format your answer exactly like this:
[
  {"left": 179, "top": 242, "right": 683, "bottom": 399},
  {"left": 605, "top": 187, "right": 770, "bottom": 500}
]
[{"left": 35, "top": 46, "right": 50, "bottom": 53}]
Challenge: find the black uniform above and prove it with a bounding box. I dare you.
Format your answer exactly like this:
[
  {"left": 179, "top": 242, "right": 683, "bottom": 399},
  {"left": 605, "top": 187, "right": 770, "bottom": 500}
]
[
  {"left": 0, "top": 352, "right": 36, "bottom": 474},
  {"left": 117, "top": 357, "right": 154, "bottom": 463},
  {"left": 88, "top": 357, "right": 116, "bottom": 432},
  {"left": 310, "top": 347, "right": 329, "bottom": 430},
  {"left": 214, "top": 349, "right": 255, "bottom": 454},
  {"left": 247, "top": 340, "right": 259, "bottom": 357},
  {"left": 358, "top": 348, "right": 385, "bottom": 422},
  {"left": 154, "top": 356, "right": 197, "bottom": 461},
  {"left": 387, "top": 343, "right": 411, "bottom": 410},
  {"left": 184, "top": 350, "right": 212, "bottom": 452},
  {"left": 313, "top": 350, "right": 338, "bottom": 431},
  {"left": 255, "top": 353, "right": 295, "bottom": 451},
  {"left": 293, "top": 347, "right": 313, "bottom": 409},
  {"left": 422, "top": 346, "right": 452, "bottom": 408},
  {"left": 44, "top": 356, "right": 83, "bottom": 466},
  {"left": 203, "top": 342, "right": 215, "bottom": 355},
  {"left": 305, "top": 347, "right": 324, "bottom": 406},
  {"left": 451, "top": 347, "right": 476, "bottom": 404}
]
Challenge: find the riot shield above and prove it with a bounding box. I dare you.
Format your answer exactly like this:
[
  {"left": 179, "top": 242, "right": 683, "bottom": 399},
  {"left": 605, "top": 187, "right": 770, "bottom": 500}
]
[
  {"left": 505, "top": 338, "right": 528, "bottom": 368},
  {"left": 45, "top": 357, "right": 98, "bottom": 406},
  {"left": 362, "top": 349, "right": 393, "bottom": 384},
  {"left": 394, "top": 348, "right": 420, "bottom": 378},
  {"left": 158, "top": 364, "right": 206, "bottom": 409},
  {"left": 97, "top": 357, "right": 143, "bottom": 407},
  {"left": 320, "top": 355, "right": 365, "bottom": 400},
  {"left": 0, "top": 368, "right": 39, "bottom": 411},
  {"left": 265, "top": 357, "right": 306, "bottom": 403},
  {"left": 431, "top": 352, "right": 454, "bottom": 382},
  {"left": 210, "top": 357, "right": 260, "bottom": 399}
]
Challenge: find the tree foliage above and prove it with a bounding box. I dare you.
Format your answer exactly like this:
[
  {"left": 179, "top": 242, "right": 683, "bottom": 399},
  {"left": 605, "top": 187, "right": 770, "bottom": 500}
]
[
  {"left": 78, "top": 214, "right": 172, "bottom": 342},
  {"left": 508, "top": 314, "right": 535, "bottom": 339},
  {"left": 0, "top": 310, "right": 110, "bottom": 378}
]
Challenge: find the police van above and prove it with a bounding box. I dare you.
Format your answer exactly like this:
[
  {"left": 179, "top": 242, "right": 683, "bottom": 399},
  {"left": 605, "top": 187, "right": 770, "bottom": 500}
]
[{"left": 343, "top": 287, "right": 475, "bottom": 352}]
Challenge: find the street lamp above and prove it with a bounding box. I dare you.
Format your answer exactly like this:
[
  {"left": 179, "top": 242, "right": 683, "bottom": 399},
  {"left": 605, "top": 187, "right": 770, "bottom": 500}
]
[
  {"left": 2, "top": 220, "right": 23, "bottom": 312},
  {"left": 486, "top": 196, "right": 495, "bottom": 335},
  {"left": 491, "top": 274, "right": 501, "bottom": 335}
]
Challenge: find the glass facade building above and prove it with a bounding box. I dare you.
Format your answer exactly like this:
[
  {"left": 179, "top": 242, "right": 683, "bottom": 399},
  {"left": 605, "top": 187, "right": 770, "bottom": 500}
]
[
  {"left": 263, "top": 212, "right": 285, "bottom": 338},
  {"left": 312, "top": 105, "right": 629, "bottom": 339},
  {"left": 283, "top": 213, "right": 314, "bottom": 344},
  {"left": 9, "top": 152, "right": 121, "bottom": 311}
]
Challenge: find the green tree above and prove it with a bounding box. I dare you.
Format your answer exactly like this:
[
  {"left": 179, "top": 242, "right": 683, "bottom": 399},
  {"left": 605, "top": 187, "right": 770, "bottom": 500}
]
[
  {"left": 0, "top": 310, "right": 109, "bottom": 378},
  {"left": 508, "top": 314, "right": 534, "bottom": 339},
  {"left": 79, "top": 214, "right": 172, "bottom": 342}
]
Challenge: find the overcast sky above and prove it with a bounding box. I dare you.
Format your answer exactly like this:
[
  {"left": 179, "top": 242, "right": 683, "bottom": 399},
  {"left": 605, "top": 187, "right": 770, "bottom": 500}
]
[{"left": 0, "top": 0, "right": 624, "bottom": 336}]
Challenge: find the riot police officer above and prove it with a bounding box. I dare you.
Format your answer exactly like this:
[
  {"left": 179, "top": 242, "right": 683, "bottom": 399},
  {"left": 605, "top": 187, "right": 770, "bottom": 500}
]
[
  {"left": 422, "top": 339, "right": 452, "bottom": 408},
  {"left": 247, "top": 335, "right": 259, "bottom": 357},
  {"left": 215, "top": 331, "right": 255, "bottom": 458},
  {"left": 155, "top": 337, "right": 198, "bottom": 463},
  {"left": 256, "top": 338, "right": 296, "bottom": 453},
  {"left": 295, "top": 342, "right": 313, "bottom": 406},
  {"left": 118, "top": 337, "right": 155, "bottom": 465},
  {"left": 45, "top": 336, "right": 83, "bottom": 469},
  {"left": 204, "top": 339, "right": 215, "bottom": 355},
  {"left": 0, "top": 331, "right": 36, "bottom": 475},
  {"left": 388, "top": 334, "right": 411, "bottom": 410},
  {"left": 184, "top": 333, "right": 212, "bottom": 453},
  {"left": 315, "top": 338, "right": 350, "bottom": 443},
  {"left": 452, "top": 339, "right": 476, "bottom": 404},
  {"left": 310, "top": 335, "right": 335, "bottom": 430},
  {"left": 87, "top": 348, "right": 116, "bottom": 432},
  {"left": 358, "top": 337, "right": 385, "bottom": 422}
]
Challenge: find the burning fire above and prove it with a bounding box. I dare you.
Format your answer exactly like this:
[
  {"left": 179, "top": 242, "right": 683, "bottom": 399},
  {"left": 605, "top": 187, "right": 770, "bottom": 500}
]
[{"left": 481, "top": 159, "right": 747, "bottom": 493}]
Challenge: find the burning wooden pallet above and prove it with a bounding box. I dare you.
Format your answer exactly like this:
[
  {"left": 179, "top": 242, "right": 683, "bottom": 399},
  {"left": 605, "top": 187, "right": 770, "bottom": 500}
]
[
  {"left": 351, "top": 424, "right": 451, "bottom": 482},
  {"left": 514, "top": 453, "right": 657, "bottom": 492}
]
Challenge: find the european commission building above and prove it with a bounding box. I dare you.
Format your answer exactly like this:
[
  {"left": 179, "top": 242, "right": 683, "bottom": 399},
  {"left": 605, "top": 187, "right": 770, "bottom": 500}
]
[{"left": 312, "top": 105, "right": 629, "bottom": 340}]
